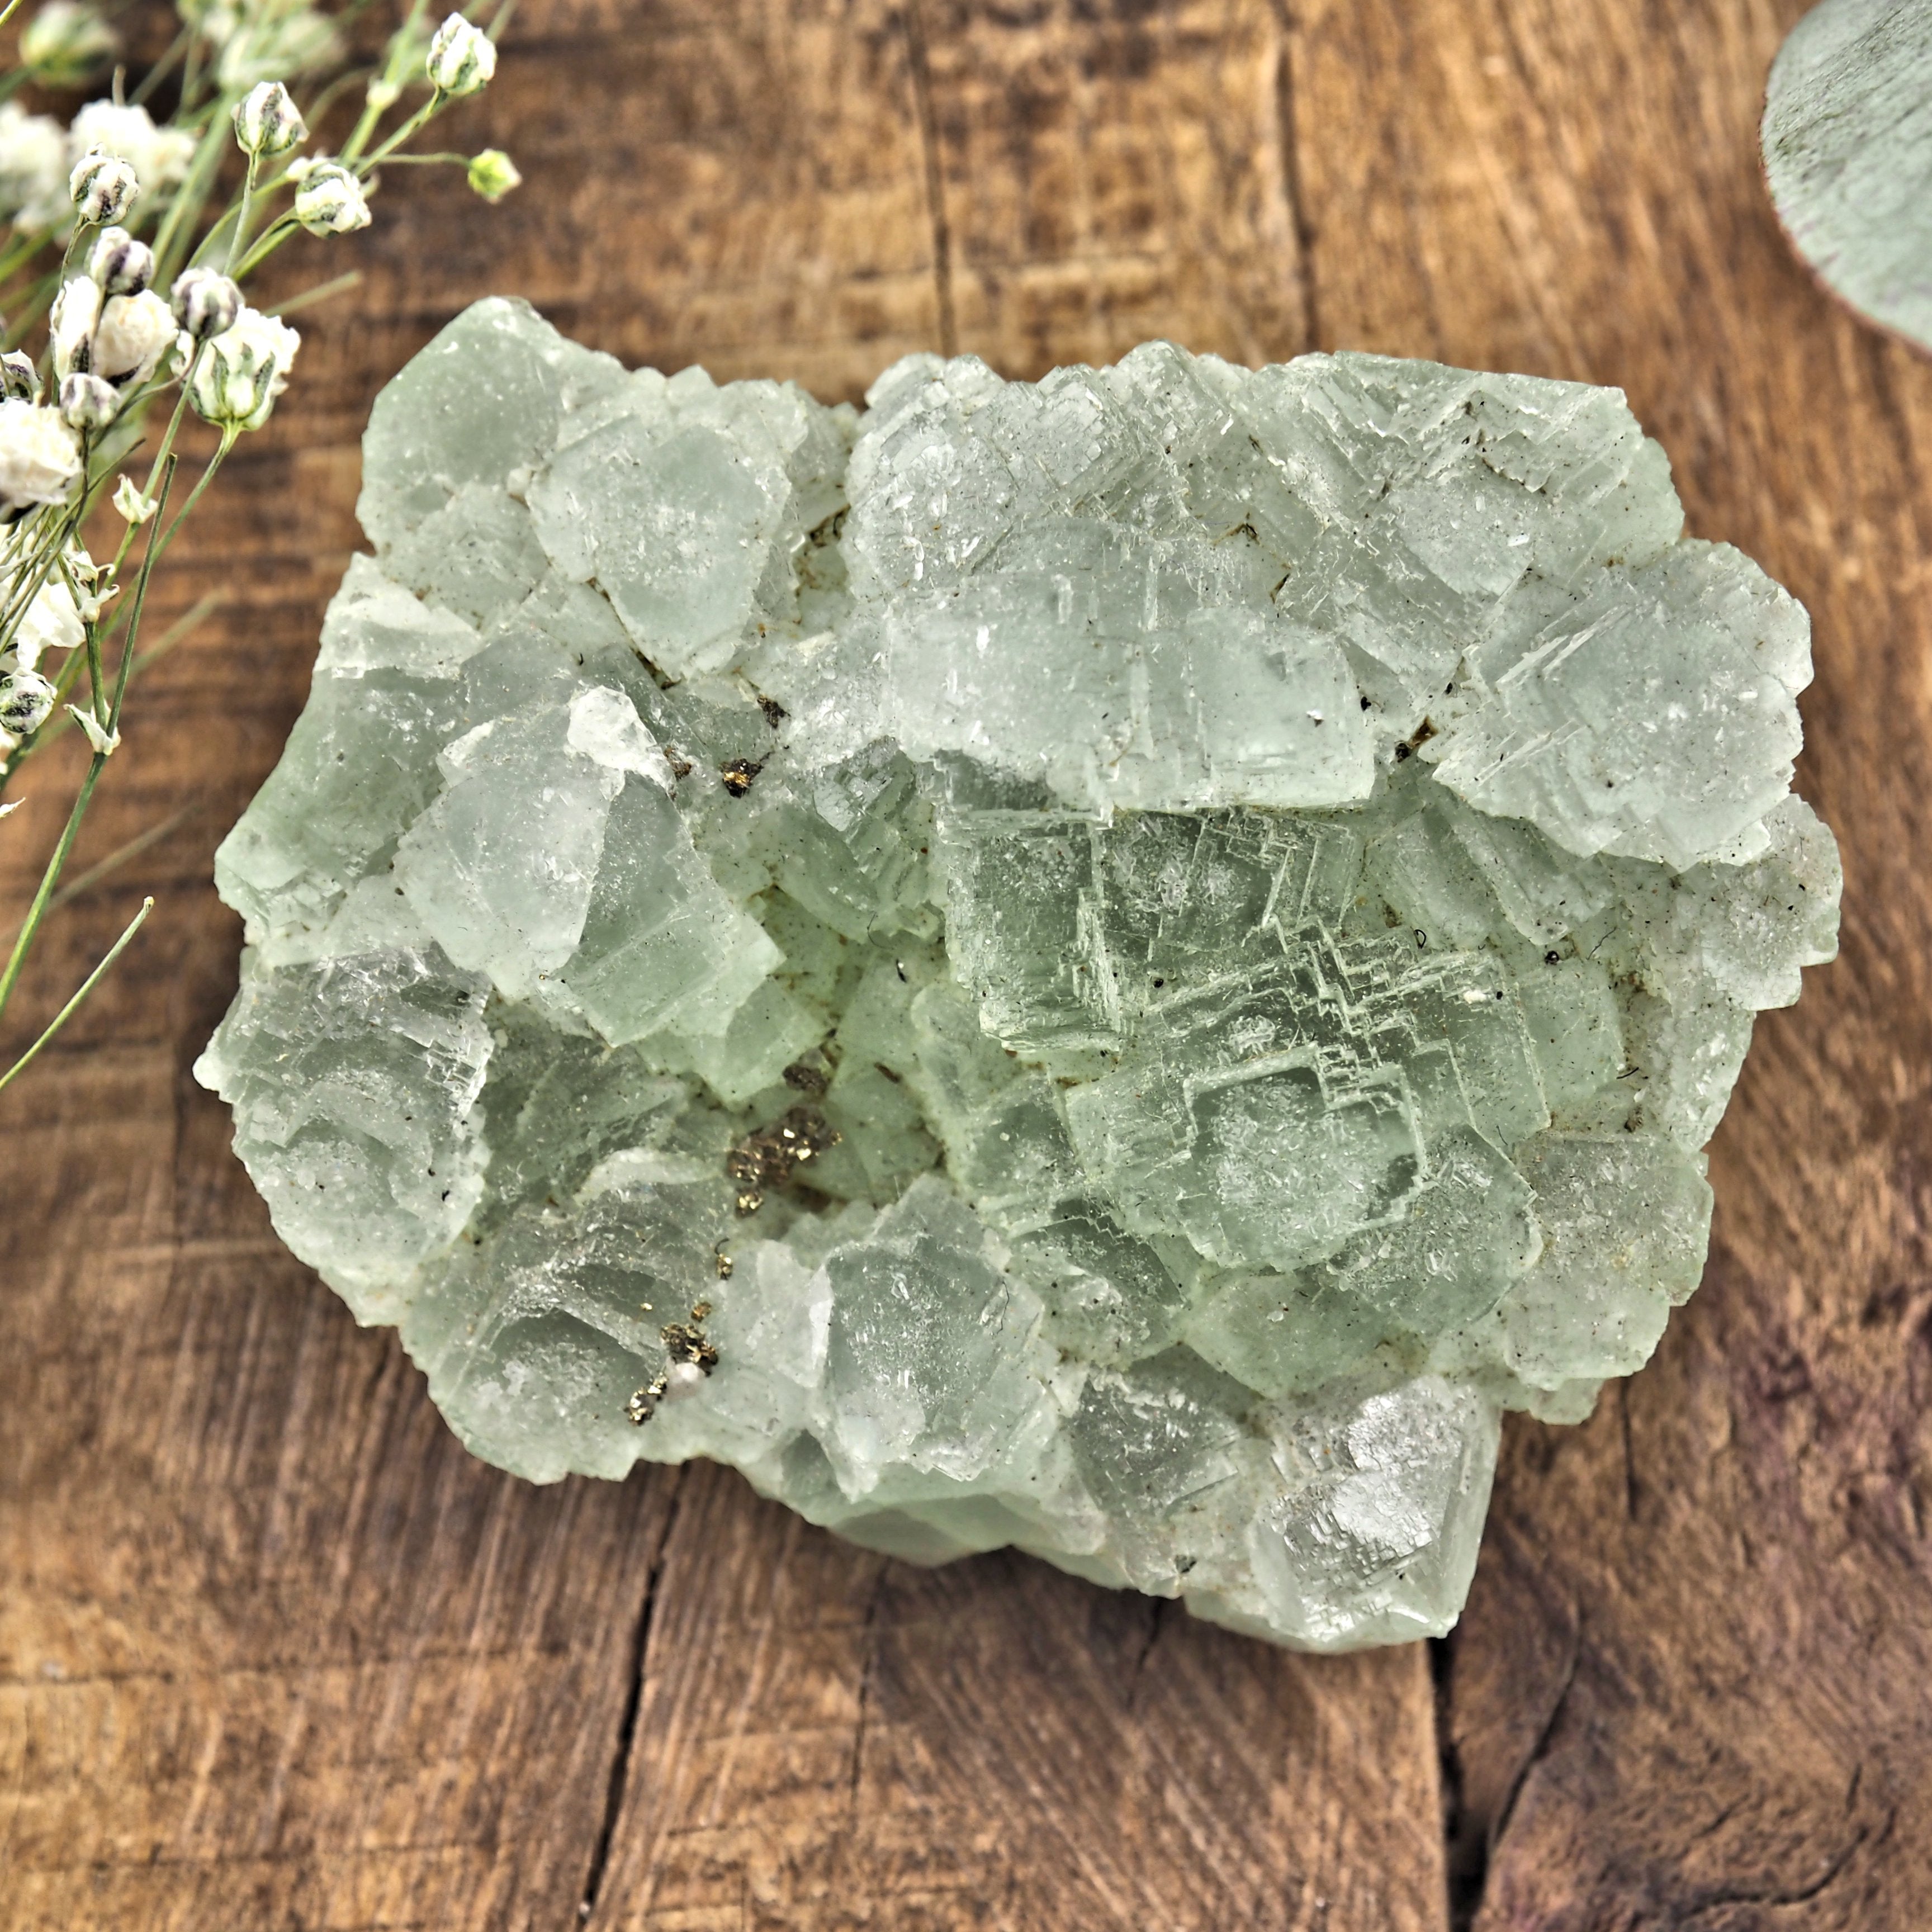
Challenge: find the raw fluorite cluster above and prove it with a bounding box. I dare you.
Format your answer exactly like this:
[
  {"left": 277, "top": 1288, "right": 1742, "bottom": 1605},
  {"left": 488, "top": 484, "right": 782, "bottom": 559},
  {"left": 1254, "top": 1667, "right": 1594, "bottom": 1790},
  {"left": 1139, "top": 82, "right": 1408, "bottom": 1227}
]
[{"left": 198, "top": 300, "right": 1840, "bottom": 1650}]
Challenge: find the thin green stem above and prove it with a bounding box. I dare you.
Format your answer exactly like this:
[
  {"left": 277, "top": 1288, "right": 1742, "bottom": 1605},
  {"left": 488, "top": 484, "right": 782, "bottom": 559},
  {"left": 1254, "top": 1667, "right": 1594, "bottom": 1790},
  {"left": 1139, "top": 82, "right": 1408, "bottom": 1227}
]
[
  {"left": 229, "top": 213, "right": 301, "bottom": 281},
  {"left": 356, "top": 94, "right": 443, "bottom": 176},
  {"left": 64, "top": 551, "right": 108, "bottom": 725},
  {"left": 341, "top": 0, "right": 433, "bottom": 164},
  {"left": 225, "top": 151, "right": 259, "bottom": 274},
  {"left": 110, "top": 453, "right": 184, "bottom": 733},
  {"left": 0, "top": 230, "right": 51, "bottom": 287},
  {"left": 130, "top": 30, "right": 193, "bottom": 108},
  {"left": 302, "top": 66, "right": 376, "bottom": 132},
  {"left": 0, "top": 756, "right": 110, "bottom": 1029},
  {"left": 180, "top": 30, "right": 204, "bottom": 115},
  {"left": 269, "top": 269, "right": 361, "bottom": 318},
  {"left": 7, "top": 589, "right": 222, "bottom": 774},
  {"left": 50, "top": 806, "right": 197, "bottom": 912},
  {"left": 0, "top": 446, "right": 120, "bottom": 646},
  {"left": 155, "top": 100, "right": 245, "bottom": 284},
  {"left": 0, "top": 897, "right": 153, "bottom": 1097},
  {"left": 0, "top": 457, "right": 174, "bottom": 1027}
]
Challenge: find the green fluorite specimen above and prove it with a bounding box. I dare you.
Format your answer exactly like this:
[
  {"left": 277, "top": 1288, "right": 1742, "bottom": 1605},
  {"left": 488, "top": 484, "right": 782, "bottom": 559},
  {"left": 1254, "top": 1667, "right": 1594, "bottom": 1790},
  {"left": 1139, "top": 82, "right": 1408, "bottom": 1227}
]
[
  {"left": 1764, "top": 0, "right": 1932, "bottom": 352},
  {"left": 198, "top": 300, "right": 1840, "bottom": 1650}
]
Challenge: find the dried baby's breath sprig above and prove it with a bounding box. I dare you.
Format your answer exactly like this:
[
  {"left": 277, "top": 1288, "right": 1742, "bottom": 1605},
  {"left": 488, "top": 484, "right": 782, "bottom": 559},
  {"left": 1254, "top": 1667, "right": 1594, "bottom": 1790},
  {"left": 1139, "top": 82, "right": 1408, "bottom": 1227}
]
[{"left": 0, "top": 0, "right": 522, "bottom": 1090}]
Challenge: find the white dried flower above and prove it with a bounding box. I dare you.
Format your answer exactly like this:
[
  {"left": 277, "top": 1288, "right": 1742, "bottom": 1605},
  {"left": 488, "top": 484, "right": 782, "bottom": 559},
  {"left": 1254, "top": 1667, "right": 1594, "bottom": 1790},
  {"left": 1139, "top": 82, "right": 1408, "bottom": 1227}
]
[
  {"left": 0, "top": 669, "right": 58, "bottom": 736},
  {"left": 0, "top": 354, "right": 40, "bottom": 404},
  {"left": 67, "top": 703, "right": 119, "bottom": 755},
  {"left": 93, "top": 290, "right": 177, "bottom": 385},
  {"left": 113, "top": 475, "right": 157, "bottom": 524},
  {"left": 171, "top": 266, "right": 243, "bottom": 343},
  {"left": 0, "top": 401, "right": 82, "bottom": 514},
  {"left": 231, "top": 80, "right": 307, "bottom": 158},
  {"left": 50, "top": 274, "right": 102, "bottom": 378},
  {"left": 0, "top": 103, "right": 71, "bottom": 231},
  {"left": 59, "top": 370, "right": 119, "bottom": 430},
  {"left": 292, "top": 160, "right": 371, "bottom": 236},
  {"left": 467, "top": 149, "right": 520, "bottom": 203},
  {"left": 69, "top": 103, "right": 195, "bottom": 201},
  {"left": 69, "top": 147, "right": 138, "bottom": 227},
  {"left": 216, "top": 8, "right": 342, "bottom": 91},
  {"left": 366, "top": 76, "right": 400, "bottom": 112},
  {"left": 22, "top": 2, "right": 117, "bottom": 83},
  {"left": 8, "top": 572, "right": 83, "bottom": 672},
  {"left": 186, "top": 305, "right": 299, "bottom": 432},
  {"left": 426, "top": 13, "right": 495, "bottom": 96},
  {"left": 87, "top": 225, "right": 155, "bottom": 296}
]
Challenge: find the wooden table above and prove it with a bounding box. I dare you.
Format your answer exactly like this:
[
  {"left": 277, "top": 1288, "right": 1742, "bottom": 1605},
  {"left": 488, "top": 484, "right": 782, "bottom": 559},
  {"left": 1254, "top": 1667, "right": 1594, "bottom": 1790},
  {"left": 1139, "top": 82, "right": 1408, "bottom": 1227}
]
[{"left": 4, "top": 2, "right": 1928, "bottom": 1925}]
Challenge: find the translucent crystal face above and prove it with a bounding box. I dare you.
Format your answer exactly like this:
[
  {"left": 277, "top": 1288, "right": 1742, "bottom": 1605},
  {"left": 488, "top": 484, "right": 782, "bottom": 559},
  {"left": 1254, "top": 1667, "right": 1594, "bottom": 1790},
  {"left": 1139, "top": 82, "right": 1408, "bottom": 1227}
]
[{"left": 197, "top": 300, "right": 1840, "bottom": 1650}]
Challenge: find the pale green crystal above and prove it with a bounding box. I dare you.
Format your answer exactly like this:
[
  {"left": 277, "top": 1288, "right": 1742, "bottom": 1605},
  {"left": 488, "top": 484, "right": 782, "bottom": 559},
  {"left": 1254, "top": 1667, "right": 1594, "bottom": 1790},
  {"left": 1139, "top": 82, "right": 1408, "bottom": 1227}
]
[
  {"left": 197, "top": 300, "right": 1841, "bottom": 1650},
  {"left": 1764, "top": 0, "right": 1932, "bottom": 353}
]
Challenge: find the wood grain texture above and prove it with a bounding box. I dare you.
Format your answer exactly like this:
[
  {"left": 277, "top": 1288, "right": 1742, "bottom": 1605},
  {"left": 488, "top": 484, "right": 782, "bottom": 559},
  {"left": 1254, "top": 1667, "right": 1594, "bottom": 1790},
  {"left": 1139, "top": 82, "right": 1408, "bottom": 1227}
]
[{"left": 2, "top": 2, "right": 1929, "bottom": 1926}]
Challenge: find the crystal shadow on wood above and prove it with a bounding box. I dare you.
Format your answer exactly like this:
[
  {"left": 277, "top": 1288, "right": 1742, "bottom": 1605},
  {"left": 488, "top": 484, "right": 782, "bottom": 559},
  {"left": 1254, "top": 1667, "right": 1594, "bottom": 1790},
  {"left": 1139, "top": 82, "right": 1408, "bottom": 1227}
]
[{"left": 197, "top": 300, "right": 1840, "bottom": 1650}]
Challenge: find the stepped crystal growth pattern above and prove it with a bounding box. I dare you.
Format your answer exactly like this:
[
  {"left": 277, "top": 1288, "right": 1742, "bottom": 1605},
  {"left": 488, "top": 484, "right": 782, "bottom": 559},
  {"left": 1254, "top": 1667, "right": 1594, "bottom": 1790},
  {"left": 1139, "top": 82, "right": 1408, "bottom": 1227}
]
[{"left": 199, "top": 301, "right": 1840, "bottom": 1649}]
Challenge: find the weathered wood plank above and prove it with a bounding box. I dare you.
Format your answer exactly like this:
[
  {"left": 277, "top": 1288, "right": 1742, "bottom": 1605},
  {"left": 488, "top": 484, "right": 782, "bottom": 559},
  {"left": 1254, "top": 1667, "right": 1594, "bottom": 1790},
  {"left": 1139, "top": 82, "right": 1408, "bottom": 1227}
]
[{"left": 5, "top": 0, "right": 1932, "bottom": 1925}]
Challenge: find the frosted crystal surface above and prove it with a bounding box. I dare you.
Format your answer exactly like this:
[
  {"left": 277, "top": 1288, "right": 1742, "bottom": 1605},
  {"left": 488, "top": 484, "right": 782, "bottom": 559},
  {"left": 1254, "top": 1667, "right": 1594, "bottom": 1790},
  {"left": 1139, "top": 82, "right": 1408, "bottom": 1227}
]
[
  {"left": 198, "top": 300, "right": 1841, "bottom": 1650},
  {"left": 1764, "top": 0, "right": 1932, "bottom": 354}
]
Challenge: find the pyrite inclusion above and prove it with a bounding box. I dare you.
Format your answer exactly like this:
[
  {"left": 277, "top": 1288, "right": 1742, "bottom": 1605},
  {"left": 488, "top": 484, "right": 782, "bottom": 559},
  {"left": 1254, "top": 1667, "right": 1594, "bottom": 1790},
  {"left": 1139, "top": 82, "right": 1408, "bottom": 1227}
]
[{"left": 198, "top": 301, "right": 1840, "bottom": 1650}]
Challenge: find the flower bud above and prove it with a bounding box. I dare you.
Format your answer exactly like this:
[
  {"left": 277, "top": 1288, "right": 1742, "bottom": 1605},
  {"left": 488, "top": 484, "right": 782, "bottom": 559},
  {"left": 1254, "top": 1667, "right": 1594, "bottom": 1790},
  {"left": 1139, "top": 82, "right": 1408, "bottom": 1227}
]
[
  {"left": 186, "top": 305, "right": 299, "bottom": 432},
  {"left": 231, "top": 80, "right": 307, "bottom": 159},
  {"left": 466, "top": 148, "right": 520, "bottom": 203},
  {"left": 291, "top": 159, "right": 371, "bottom": 236},
  {"left": 49, "top": 274, "right": 101, "bottom": 378},
  {"left": 0, "top": 354, "right": 40, "bottom": 403},
  {"left": 0, "top": 669, "right": 57, "bottom": 735},
  {"left": 59, "top": 371, "right": 118, "bottom": 431},
  {"left": 21, "top": 2, "right": 116, "bottom": 86},
  {"left": 87, "top": 225, "right": 154, "bottom": 296},
  {"left": 69, "top": 147, "right": 138, "bottom": 226},
  {"left": 426, "top": 13, "right": 495, "bottom": 96},
  {"left": 169, "top": 268, "right": 242, "bottom": 345}
]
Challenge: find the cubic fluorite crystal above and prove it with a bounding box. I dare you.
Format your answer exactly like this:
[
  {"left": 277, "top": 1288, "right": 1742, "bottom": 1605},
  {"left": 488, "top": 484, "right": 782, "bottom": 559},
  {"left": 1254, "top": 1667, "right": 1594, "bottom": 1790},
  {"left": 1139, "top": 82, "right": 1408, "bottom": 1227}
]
[{"left": 198, "top": 300, "right": 1840, "bottom": 1650}]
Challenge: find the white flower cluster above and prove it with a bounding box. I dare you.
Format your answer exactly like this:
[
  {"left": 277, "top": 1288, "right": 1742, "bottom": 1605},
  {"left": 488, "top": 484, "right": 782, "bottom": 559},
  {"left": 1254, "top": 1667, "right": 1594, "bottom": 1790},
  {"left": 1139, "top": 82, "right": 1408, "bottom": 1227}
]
[
  {"left": 0, "top": 97, "right": 197, "bottom": 236},
  {"left": 197, "top": 2, "right": 343, "bottom": 94},
  {"left": 0, "top": 0, "right": 513, "bottom": 770}
]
